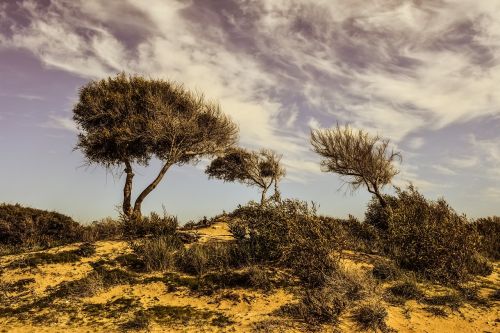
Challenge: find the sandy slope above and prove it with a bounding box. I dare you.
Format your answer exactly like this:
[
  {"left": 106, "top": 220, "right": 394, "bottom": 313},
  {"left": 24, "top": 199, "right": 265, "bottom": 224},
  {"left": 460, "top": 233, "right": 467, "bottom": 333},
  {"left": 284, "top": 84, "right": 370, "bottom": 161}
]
[{"left": 0, "top": 222, "right": 498, "bottom": 332}]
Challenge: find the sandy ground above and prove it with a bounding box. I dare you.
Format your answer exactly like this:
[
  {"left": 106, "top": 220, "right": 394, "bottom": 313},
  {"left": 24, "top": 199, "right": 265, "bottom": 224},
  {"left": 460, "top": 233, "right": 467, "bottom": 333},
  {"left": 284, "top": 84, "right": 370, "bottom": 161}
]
[{"left": 0, "top": 222, "right": 498, "bottom": 332}]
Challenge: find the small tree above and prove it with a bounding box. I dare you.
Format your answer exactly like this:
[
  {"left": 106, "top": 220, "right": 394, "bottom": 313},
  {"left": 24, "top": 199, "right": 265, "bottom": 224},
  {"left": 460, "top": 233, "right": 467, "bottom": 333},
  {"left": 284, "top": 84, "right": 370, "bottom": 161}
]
[
  {"left": 310, "top": 124, "right": 401, "bottom": 207},
  {"left": 205, "top": 148, "right": 286, "bottom": 205},
  {"left": 73, "top": 73, "right": 238, "bottom": 218}
]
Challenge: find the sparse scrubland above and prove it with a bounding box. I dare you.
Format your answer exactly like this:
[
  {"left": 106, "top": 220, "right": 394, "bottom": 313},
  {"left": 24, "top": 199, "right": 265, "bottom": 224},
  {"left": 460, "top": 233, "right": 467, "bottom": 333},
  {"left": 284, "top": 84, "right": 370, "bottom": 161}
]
[
  {"left": 1, "top": 74, "right": 498, "bottom": 332},
  {"left": 0, "top": 200, "right": 498, "bottom": 332}
]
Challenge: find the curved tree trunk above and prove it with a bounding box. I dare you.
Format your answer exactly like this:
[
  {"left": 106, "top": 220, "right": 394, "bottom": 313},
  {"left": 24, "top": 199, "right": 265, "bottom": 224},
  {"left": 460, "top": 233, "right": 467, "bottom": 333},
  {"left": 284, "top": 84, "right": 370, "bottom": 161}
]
[
  {"left": 132, "top": 161, "right": 173, "bottom": 218},
  {"left": 123, "top": 160, "right": 134, "bottom": 218},
  {"left": 375, "top": 191, "right": 387, "bottom": 208}
]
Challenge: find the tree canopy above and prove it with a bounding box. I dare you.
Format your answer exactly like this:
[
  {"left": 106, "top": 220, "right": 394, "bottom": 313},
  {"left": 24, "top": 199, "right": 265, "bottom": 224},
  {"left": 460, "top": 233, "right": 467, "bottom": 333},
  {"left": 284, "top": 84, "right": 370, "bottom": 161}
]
[
  {"left": 73, "top": 73, "right": 238, "bottom": 218},
  {"left": 310, "top": 124, "right": 401, "bottom": 207},
  {"left": 205, "top": 148, "right": 286, "bottom": 205}
]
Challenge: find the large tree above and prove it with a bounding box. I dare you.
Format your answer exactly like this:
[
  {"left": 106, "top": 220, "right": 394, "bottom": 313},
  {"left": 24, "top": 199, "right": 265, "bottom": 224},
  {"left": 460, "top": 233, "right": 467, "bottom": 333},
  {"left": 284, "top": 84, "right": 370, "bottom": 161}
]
[
  {"left": 73, "top": 73, "right": 238, "bottom": 218},
  {"left": 310, "top": 124, "right": 401, "bottom": 207},
  {"left": 205, "top": 148, "right": 286, "bottom": 205}
]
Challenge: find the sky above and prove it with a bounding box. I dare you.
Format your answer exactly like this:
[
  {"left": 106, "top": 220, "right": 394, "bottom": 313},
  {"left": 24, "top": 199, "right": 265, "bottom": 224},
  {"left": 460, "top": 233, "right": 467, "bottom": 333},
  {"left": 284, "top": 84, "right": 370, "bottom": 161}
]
[{"left": 0, "top": 0, "right": 499, "bottom": 224}]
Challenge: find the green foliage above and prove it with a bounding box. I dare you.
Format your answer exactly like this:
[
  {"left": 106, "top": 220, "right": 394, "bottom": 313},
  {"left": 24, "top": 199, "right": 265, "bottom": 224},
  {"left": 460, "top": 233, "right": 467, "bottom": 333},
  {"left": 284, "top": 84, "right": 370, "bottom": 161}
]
[
  {"left": 366, "top": 185, "right": 491, "bottom": 284},
  {"left": 320, "top": 215, "right": 382, "bottom": 253},
  {"left": 228, "top": 219, "right": 247, "bottom": 241}
]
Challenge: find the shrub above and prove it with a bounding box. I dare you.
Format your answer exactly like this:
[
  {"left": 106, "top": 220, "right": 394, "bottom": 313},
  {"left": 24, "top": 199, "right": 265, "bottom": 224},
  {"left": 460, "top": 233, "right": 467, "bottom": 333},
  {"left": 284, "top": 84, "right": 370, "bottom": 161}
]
[
  {"left": 283, "top": 287, "right": 346, "bottom": 325},
  {"left": 231, "top": 199, "right": 342, "bottom": 287},
  {"left": 466, "top": 253, "right": 493, "bottom": 277},
  {"left": 175, "top": 241, "right": 242, "bottom": 279},
  {"left": 228, "top": 219, "right": 247, "bottom": 241},
  {"left": 387, "top": 280, "right": 423, "bottom": 301},
  {"left": 352, "top": 303, "right": 389, "bottom": 332},
  {"left": 121, "top": 211, "right": 178, "bottom": 239},
  {"left": 82, "top": 218, "right": 123, "bottom": 242},
  {"left": 0, "top": 203, "right": 81, "bottom": 251},
  {"left": 280, "top": 267, "right": 378, "bottom": 326},
  {"left": 473, "top": 216, "right": 500, "bottom": 260},
  {"left": 372, "top": 261, "right": 400, "bottom": 281},
  {"left": 247, "top": 265, "right": 273, "bottom": 291},
  {"left": 7, "top": 243, "right": 96, "bottom": 269},
  {"left": 325, "top": 215, "right": 382, "bottom": 253},
  {"left": 423, "top": 293, "right": 462, "bottom": 311},
  {"left": 365, "top": 186, "right": 490, "bottom": 284},
  {"left": 131, "top": 235, "right": 183, "bottom": 271}
]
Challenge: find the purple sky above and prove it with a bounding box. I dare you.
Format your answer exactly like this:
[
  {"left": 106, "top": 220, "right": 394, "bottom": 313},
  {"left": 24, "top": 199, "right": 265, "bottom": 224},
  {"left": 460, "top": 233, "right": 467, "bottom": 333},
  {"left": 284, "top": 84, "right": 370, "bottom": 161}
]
[{"left": 0, "top": 0, "right": 499, "bottom": 223}]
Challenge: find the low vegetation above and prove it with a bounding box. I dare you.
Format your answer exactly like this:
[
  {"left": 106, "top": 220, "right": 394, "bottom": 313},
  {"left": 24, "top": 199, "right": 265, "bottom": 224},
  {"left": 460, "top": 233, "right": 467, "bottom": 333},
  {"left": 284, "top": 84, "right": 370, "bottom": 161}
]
[{"left": 365, "top": 185, "right": 493, "bottom": 285}]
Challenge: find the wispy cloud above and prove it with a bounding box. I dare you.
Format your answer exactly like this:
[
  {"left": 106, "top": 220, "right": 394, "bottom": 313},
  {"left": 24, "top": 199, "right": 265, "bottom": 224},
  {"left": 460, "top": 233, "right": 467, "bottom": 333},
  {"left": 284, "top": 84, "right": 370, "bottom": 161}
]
[
  {"left": 41, "top": 114, "right": 77, "bottom": 133},
  {"left": 449, "top": 156, "right": 479, "bottom": 169},
  {"left": 432, "top": 165, "right": 457, "bottom": 176},
  {"left": 1, "top": 0, "right": 499, "bottom": 189}
]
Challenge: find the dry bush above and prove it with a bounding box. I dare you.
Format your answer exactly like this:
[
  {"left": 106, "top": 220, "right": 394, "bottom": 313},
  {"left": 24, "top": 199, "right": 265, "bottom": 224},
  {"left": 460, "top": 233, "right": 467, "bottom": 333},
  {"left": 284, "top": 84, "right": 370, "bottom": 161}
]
[
  {"left": 228, "top": 219, "right": 247, "bottom": 241},
  {"left": 386, "top": 279, "right": 423, "bottom": 302},
  {"left": 82, "top": 217, "right": 123, "bottom": 242},
  {"left": 320, "top": 215, "right": 382, "bottom": 254},
  {"left": 366, "top": 185, "right": 492, "bottom": 284},
  {"left": 352, "top": 302, "right": 390, "bottom": 332},
  {"left": 372, "top": 261, "right": 401, "bottom": 282},
  {"left": 131, "top": 235, "right": 183, "bottom": 271},
  {"left": 0, "top": 203, "right": 82, "bottom": 253},
  {"left": 121, "top": 211, "right": 178, "bottom": 239},
  {"left": 7, "top": 243, "right": 96, "bottom": 269},
  {"left": 473, "top": 216, "right": 500, "bottom": 260},
  {"left": 281, "top": 267, "right": 378, "bottom": 325},
  {"left": 230, "top": 199, "right": 343, "bottom": 287}
]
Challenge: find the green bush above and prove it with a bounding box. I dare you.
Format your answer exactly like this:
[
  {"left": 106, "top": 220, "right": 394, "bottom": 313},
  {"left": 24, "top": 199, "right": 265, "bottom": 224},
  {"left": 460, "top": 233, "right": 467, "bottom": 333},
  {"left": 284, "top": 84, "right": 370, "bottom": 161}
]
[{"left": 365, "top": 186, "right": 490, "bottom": 284}]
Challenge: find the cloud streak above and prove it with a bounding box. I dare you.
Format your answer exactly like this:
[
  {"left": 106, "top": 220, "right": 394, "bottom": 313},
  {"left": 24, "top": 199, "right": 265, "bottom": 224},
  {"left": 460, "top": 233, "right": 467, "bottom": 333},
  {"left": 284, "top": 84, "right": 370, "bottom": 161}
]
[{"left": 0, "top": 0, "right": 499, "bottom": 209}]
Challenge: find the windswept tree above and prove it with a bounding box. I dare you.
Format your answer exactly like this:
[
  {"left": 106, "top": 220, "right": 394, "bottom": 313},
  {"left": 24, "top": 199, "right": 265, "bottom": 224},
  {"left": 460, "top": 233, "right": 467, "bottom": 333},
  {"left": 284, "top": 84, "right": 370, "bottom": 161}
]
[
  {"left": 205, "top": 148, "right": 286, "bottom": 205},
  {"left": 310, "top": 124, "right": 401, "bottom": 207},
  {"left": 73, "top": 73, "right": 238, "bottom": 219}
]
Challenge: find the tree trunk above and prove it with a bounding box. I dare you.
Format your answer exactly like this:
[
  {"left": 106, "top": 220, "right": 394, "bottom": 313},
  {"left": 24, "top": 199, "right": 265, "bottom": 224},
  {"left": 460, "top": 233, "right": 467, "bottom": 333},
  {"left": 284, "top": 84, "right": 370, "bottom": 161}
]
[
  {"left": 375, "top": 191, "right": 387, "bottom": 208},
  {"left": 273, "top": 177, "right": 281, "bottom": 202},
  {"left": 260, "top": 187, "right": 267, "bottom": 206},
  {"left": 132, "top": 161, "right": 173, "bottom": 218},
  {"left": 123, "top": 160, "right": 134, "bottom": 218}
]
